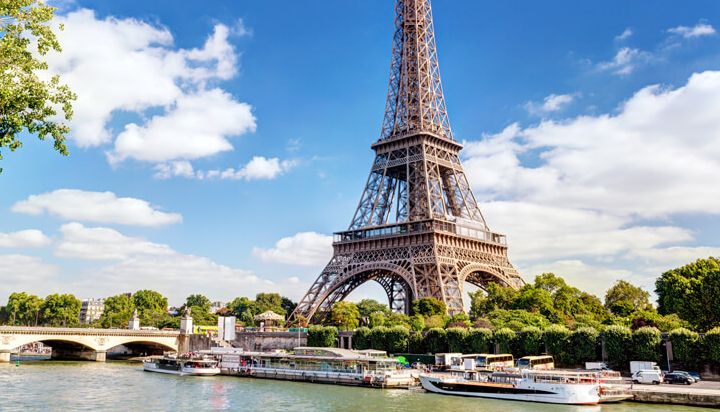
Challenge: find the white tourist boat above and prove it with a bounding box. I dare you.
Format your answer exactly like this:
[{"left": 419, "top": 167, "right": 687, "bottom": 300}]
[
  {"left": 420, "top": 370, "right": 631, "bottom": 405},
  {"left": 143, "top": 354, "right": 221, "bottom": 376}
]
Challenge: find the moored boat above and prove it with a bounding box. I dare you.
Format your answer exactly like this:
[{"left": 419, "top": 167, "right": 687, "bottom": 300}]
[
  {"left": 143, "top": 354, "right": 221, "bottom": 376},
  {"left": 421, "top": 370, "right": 630, "bottom": 405}
]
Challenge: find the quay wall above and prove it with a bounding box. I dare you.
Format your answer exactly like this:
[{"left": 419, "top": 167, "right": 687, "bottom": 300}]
[
  {"left": 178, "top": 334, "right": 213, "bottom": 353},
  {"left": 231, "top": 332, "right": 307, "bottom": 351},
  {"left": 631, "top": 389, "right": 720, "bottom": 408}
]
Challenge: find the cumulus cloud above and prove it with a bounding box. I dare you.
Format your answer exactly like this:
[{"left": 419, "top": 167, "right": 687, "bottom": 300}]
[
  {"left": 518, "top": 260, "right": 633, "bottom": 297},
  {"left": 597, "top": 47, "right": 652, "bottom": 76},
  {"left": 45, "top": 9, "right": 259, "bottom": 173},
  {"left": 668, "top": 22, "right": 716, "bottom": 39},
  {"left": 0, "top": 255, "right": 59, "bottom": 302},
  {"left": 55, "top": 223, "right": 173, "bottom": 260},
  {"left": 525, "top": 93, "right": 576, "bottom": 115},
  {"left": 0, "top": 230, "right": 52, "bottom": 248},
  {"left": 155, "top": 157, "right": 297, "bottom": 181},
  {"left": 12, "top": 189, "right": 182, "bottom": 226},
  {"left": 615, "top": 28, "right": 633, "bottom": 41},
  {"left": 464, "top": 70, "right": 720, "bottom": 290},
  {"left": 253, "top": 232, "right": 333, "bottom": 266}
]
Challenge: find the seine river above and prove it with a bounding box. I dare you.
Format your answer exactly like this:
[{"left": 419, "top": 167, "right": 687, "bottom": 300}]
[{"left": 0, "top": 361, "right": 709, "bottom": 411}]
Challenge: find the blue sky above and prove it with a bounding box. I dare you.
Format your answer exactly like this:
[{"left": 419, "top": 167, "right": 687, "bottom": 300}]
[{"left": 1, "top": 0, "right": 719, "bottom": 306}]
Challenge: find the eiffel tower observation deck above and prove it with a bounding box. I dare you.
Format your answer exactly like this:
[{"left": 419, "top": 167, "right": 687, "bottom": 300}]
[{"left": 291, "top": 0, "right": 524, "bottom": 323}]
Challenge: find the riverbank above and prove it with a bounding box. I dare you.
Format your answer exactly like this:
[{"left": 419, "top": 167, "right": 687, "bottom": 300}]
[{"left": 629, "top": 382, "right": 720, "bottom": 409}]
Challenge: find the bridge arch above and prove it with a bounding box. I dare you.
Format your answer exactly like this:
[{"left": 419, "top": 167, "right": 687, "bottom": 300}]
[{"left": 309, "top": 263, "right": 416, "bottom": 322}]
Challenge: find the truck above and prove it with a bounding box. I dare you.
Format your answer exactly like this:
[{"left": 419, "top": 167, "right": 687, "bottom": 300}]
[
  {"left": 630, "top": 361, "right": 661, "bottom": 374},
  {"left": 585, "top": 362, "right": 607, "bottom": 370}
]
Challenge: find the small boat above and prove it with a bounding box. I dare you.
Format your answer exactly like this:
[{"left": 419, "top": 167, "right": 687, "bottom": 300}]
[
  {"left": 143, "top": 354, "right": 221, "bottom": 376},
  {"left": 420, "top": 369, "right": 631, "bottom": 405}
]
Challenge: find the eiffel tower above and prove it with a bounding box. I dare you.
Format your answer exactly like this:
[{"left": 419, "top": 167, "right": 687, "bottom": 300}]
[{"left": 291, "top": 0, "right": 523, "bottom": 323}]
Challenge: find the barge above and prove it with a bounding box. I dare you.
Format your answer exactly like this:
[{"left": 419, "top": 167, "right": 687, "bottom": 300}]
[{"left": 214, "top": 347, "right": 418, "bottom": 388}]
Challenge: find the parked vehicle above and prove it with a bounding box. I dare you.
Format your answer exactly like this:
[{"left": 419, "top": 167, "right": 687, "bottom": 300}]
[
  {"left": 585, "top": 362, "right": 608, "bottom": 370},
  {"left": 664, "top": 372, "right": 694, "bottom": 385},
  {"left": 631, "top": 370, "right": 663, "bottom": 385},
  {"left": 517, "top": 355, "right": 555, "bottom": 370},
  {"left": 674, "top": 370, "right": 701, "bottom": 381},
  {"left": 630, "top": 361, "right": 660, "bottom": 374}
]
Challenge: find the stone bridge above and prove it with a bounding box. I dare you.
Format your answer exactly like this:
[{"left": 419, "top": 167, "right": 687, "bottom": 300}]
[{"left": 0, "top": 326, "right": 181, "bottom": 362}]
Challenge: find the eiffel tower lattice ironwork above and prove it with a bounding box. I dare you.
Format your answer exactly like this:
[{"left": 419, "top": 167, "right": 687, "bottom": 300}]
[{"left": 290, "top": 0, "right": 524, "bottom": 323}]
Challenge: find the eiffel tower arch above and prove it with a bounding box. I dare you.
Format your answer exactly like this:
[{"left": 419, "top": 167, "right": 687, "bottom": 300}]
[{"left": 291, "top": 0, "right": 524, "bottom": 323}]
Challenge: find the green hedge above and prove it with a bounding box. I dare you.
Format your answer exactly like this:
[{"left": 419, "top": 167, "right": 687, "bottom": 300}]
[
  {"left": 307, "top": 325, "right": 338, "bottom": 347},
  {"left": 408, "top": 331, "right": 426, "bottom": 353},
  {"left": 704, "top": 327, "right": 720, "bottom": 364},
  {"left": 466, "top": 328, "right": 493, "bottom": 353},
  {"left": 446, "top": 327, "right": 469, "bottom": 353},
  {"left": 353, "top": 327, "right": 371, "bottom": 350},
  {"left": 603, "top": 325, "right": 631, "bottom": 370},
  {"left": 370, "top": 326, "right": 388, "bottom": 351},
  {"left": 632, "top": 327, "right": 662, "bottom": 363},
  {"left": 494, "top": 328, "right": 515, "bottom": 354},
  {"left": 668, "top": 328, "right": 699, "bottom": 367},
  {"left": 516, "top": 326, "right": 543, "bottom": 357},
  {"left": 543, "top": 324, "right": 570, "bottom": 366},
  {"left": 570, "top": 327, "right": 599, "bottom": 365},
  {"left": 424, "top": 328, "right": 448, "bottom": 353},
  {"left": 385, "top": 326, "right": 410, "bottom": 354}
]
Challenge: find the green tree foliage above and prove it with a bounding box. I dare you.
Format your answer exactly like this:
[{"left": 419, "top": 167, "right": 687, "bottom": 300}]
[
  {"left": 446, "top": 312, "right": 471, "bottom": 328},
  {"left": 513, "top": 286, "right": 556, "bottom": 321},
  {"left": 385, "top": 326, "right": 410, "bottom": 354},
  {"left": 604, "top": 280, "right": 652, "bottom": 317},
  {"left": 134, "top": 290, "right": 169, "bottom": 327},
  {"left": 384, "top": 312, "right": 412, "bottom": 329},
  {"left": 4, "top": 292, "right": 43, "bottom": 325},
  {"left": 227, "top": 297, "right": 256, "bottom": 326},
  {"left": 369, "top": 326, "right": 388, "bottom": 351},
  {"left": 516, "top": 326, "right": 543, "bottom": 357},
  {"left": 466, "top": 328, "right": 493, "bottom": 353},
  {"left": 255, "top": 293, "right": 286, "bottom": 315},
  {"left": 570, "top": 327, "right": 599, "bottom": 365},
  {"left": 40, "top": 293, "right": 80, "bottom": 327},
  {"left": 543, "top": 324, "right": 571, "bottom": 366},
  {"left": 353, "top": 326, "right": 371, "bottom": 350},
  {"left": 446, "top": 327, "right": 469, "bottom": 353},
  {"left": 410, "top": 315, "right": 425, "bottom": 332},
  {"left": 424, "top": 327, "right": 448, "bottom": 353},
  {"left": 99, "top": 293, "right": 134, "bottom": 328},
  {"left": 703, "top": 327, "right": 720, "bottom": 364},
  {"left": 632, "top": 326, "right": 662, "bottom": 362},
  {"left": 656, "top": 257, "right": 720, "bottom": 331},
  {"left": 307, "top": 325, "right": 337, "bottom": 347},
  {"left": 468, "top": 289, "right": 487, "bottom": 320},
  {"left": 408, "top": 332, "right": 426, "bottom": 353},
  {"left": 369, "top": 311, "right": 385, "bottom": 328},
  {"left": 493, "top": 328, "right": 515, "bottom": 354},
  {"left": 184, "top": 294, "right": 211, "bottom": 312},
  {"left": 280, "top": 297, "right": 296, "bottom": 316},
  {"left": 357, "top": 299, "right": 389, "bottom": 319},
  {"left": 476, "top": 283, "right": 518, "bottom": 315},
  {"left": 603, "top": 325, "right": 631, "bottom": 370},
  {"left": 0, "top": 0, "right": 76, "bottom": 172},
  {"left": 330, "top": 301, "right": 360, "bottom": 331},
  {"left": 488, "top": 309, "right": 550, "bottom": 331},
  {"left": 668, "top": 328, "right": 699, "bottom": 367},
  {"left": 412, "top": 297, "right": 446, "bottom": 317},
  {"left": 423, "top": 314, "right": 448, "bottom": 329}
]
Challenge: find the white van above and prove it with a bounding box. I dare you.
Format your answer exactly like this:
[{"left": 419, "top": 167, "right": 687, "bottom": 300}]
[{"left": 632, "top": 369, "right": 663, "bottom": 385}]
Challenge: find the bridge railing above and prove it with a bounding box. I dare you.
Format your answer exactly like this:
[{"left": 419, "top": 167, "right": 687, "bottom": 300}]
[{"left": 0, "top": 326, "right": 180, "bottom": 337}]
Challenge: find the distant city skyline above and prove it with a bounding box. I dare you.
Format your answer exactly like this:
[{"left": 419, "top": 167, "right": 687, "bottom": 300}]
[{"left": 1, "top": 0, "right": 719, "bottom": 306}]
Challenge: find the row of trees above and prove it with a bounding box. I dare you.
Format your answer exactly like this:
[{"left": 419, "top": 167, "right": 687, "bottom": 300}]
[
  {"left": 0, "top": 292, "right": 81, "bottom": 327},
  {"left": 308, "top": 324, "right": 720, "bottom": 369}
]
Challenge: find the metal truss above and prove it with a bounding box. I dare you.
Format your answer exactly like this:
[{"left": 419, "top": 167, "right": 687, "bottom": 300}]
[{"left": 290, "top": 0, "right": 524, "bottom": 324}]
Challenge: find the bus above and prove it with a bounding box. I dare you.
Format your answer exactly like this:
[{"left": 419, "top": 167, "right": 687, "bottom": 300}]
[
  {"left": 467, "top": 354, "right": 514, "bottom": 370},
  {"left": 517, "top": 355, "right": 555, "bottom": 370}
]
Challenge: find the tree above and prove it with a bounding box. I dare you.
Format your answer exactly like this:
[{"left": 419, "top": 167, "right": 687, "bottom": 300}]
[
  {"left": 281, "top": 297, "right": 296, "bottom": 315},
  {"left": 330, "top": 301, "right": 360, "bottom": 331},
  {"left": 255, "top": 293, "right": 285, "bottom": 315},
  {"left": 227, "top": 296, "right": 256, "bottom": 325},
  {"left": 468, "top": 289, "right": 487, "bottom": 320},
  {"left": 5, "top": 292, "right": 43, "bottom": 325},
  {"left": 632, "top": 326, "right": 662, "bottom": 363},
  {"left": 604, "top": 280, "right": 651, "bottom": 317},
  {"left": 412, "top": 297, "right": 446, "bottom": 317},
  {"left": 99, "top": 293, "right": 134, "bottom": 328},
  {"left": 134, "top": 290, "right": 168, "bottom": 327},
  {"left": 369, "top": 311, "right": 385, "bottom": 328},
  {"left": 1, "top": 0, "right": 76, "bottom": 172},
  {"left": 40, "top": 293, "right": 80, "bottom": 326},
  {"left": 184, "top": 294, "right": 211, "bottom": 313},
  {"left": 357, "top": 299, "right": 390, "bottom": 319},
  {"left": 656, "top": 257, "right": 720, "bottom": 331}
]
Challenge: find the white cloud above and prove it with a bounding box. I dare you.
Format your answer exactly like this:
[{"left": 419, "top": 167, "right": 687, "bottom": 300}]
[
  {"left": 0, "top": 255, "right": 59, "bottom": 302},
  {"left": 525, "top": 93, "right": 576, "bottom": 115},
  {"left": 615, "top": 28, "right": 633, "bottom": 41},
  {"left": 668, "top": 22, "right": 716, "bottom": 39},
  {"left": 0, "top": 230, "right": 51, "bottom": 248},
  {"left": 12, "top": 189, "right": 182, "bottom": 226},
  {"left": 519, "top": 260, "right": 633, "bottom": 298},
  {"left": 46, "top": 9, "right": 258, "bottom": 172},
  {"left": 109, "top": 89, "right": 255, "bottom": 164},
  {"left": 253, "top": 232, "right": 333, "bottom": 266},
  {"left": 597, "top": 47, "right": 652, "bottom": 76},
  {"left": 154, "top": 156, "right": 297, "bottom": 181},
  {"left": 55, "top": 223, "right": 173, "bottom": 260}
]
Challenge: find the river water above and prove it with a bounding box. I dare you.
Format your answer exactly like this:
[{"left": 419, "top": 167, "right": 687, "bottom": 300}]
[{"left": 0, "top": 361, "right": 710, "bottom": 411}]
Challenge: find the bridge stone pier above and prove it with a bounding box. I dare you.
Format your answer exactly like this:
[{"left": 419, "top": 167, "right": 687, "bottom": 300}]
[{"left": 0, "top": 326, "right": 181, "bottom": 362}]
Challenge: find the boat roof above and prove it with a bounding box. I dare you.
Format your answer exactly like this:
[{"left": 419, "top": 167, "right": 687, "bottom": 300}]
[{"left": 237, "top": 347, "right": 398, "bottom": 362}]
